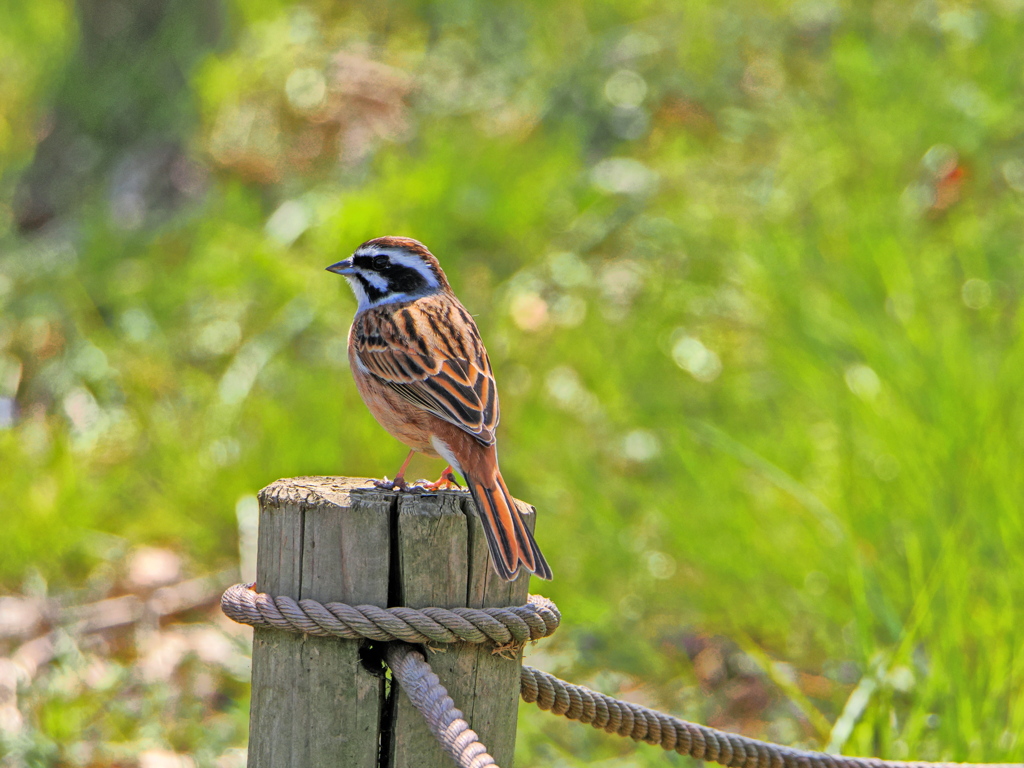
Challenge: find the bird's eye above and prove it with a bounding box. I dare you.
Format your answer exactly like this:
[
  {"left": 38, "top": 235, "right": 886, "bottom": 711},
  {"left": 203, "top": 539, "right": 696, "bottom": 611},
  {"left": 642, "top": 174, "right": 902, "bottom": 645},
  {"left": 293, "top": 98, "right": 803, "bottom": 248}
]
[{"left": 372, "top": 255, "right": 389, "bottom": 269}]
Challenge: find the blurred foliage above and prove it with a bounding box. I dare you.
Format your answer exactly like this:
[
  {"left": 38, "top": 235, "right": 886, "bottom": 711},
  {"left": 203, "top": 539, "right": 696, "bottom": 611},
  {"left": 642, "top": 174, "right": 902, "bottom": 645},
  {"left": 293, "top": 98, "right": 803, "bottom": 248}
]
[{"left": 2, "top": 0, "right": 1024, "bottom": 765}]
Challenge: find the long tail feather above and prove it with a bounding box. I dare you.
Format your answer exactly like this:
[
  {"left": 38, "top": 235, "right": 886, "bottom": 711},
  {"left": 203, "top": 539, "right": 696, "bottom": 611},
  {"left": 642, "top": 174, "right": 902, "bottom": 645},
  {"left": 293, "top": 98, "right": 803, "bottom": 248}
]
[
  {"left": 467, "top": 470, "right": 553, "bottom": 582},
  {"left": 495, "top": 472, "right": 552, "bottom": 581}
]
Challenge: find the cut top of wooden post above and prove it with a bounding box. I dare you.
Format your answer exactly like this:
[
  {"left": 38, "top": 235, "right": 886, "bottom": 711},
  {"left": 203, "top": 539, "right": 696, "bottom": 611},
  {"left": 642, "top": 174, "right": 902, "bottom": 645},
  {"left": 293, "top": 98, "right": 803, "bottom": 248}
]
[
  {"left": 256, "top": 476, "right": 392, "bottom": 605},
  {"left": 256, "top": 474, "right": 534, "bottom": 608}
]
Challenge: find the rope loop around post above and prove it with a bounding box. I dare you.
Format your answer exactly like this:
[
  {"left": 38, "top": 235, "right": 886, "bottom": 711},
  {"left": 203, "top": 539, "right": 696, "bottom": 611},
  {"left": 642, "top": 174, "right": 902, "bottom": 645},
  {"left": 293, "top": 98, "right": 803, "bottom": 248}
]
[{"left": 221, "top": 583, "right": 560, "bottom": 645}]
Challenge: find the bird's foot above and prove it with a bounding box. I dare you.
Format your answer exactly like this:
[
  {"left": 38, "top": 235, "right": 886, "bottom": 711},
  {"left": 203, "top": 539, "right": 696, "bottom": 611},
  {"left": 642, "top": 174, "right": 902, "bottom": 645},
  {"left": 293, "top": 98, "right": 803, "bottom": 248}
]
[
  {"left": 418, "top": 469, "right": 462, "bottom": 492},
  {"left": 373, "top": 475, "right": 410, "bottom": 491}
]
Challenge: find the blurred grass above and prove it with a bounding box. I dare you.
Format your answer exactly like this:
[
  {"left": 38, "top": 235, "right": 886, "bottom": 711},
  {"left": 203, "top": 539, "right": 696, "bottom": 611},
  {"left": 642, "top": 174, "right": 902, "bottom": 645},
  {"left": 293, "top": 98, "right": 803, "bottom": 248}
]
[{"left": 2, "top": 0, "right": 1023, "bottom": 765}]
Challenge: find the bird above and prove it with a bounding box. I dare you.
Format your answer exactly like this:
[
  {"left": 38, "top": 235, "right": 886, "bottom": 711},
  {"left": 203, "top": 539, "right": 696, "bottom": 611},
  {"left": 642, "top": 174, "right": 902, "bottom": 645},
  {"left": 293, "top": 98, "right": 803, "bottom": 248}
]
[{"left": 326, "top": 236, "right": 553, "bottom": 582}]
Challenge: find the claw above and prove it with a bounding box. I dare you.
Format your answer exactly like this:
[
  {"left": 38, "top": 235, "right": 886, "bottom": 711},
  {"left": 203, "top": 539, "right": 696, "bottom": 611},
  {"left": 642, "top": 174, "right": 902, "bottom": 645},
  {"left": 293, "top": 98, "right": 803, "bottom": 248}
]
[{"left": 373, "top": 475, "right": 409, "bottom": 491}]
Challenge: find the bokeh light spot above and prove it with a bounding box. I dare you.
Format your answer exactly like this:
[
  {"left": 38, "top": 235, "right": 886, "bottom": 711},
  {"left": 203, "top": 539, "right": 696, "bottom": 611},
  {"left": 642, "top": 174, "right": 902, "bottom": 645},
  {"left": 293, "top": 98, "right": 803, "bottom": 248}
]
[
  {"left": 1001, "top": 158, "right": 1024, "bottom": 192},
  {"left": 961, "top": 278, "right": 991, "bottom": 309},
  {"left": 509, "top": 290, "right": 548, "bottom": 331},
  {"left": 646, "top": 551, "right": 676, "bottom": 579},
  {"left": 591, "top": 158, "right": 657, "bottom": 195},
  {"left": 622, "top": 429, "right": 660, "bottom": 462},
  {"left": 285, "top": 67, "right": 327, "bottom": 111},
  {"left": 266, "top": 200, "right": 311, "bottom": 246},
  {"left": 672, "top": 335, "right": 722, "bottom": 383},
  {"left": 604, "top": 69, "right": 647, "bottom": 109},
  {"left": 548, "top": 252, "right": 591, "bottom": 288},
  {"left": 922, "top": 144, "right": 958, "bottom": 177},
  {"left": 844, "top": 364, "right": 881, "bottom": 400}
]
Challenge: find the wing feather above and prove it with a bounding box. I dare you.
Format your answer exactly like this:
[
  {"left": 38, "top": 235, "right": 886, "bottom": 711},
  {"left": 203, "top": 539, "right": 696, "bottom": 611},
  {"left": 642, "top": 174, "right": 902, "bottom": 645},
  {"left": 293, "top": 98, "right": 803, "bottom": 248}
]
[{"left": 353, "top": 297, "right": 499, "bottom": 444}]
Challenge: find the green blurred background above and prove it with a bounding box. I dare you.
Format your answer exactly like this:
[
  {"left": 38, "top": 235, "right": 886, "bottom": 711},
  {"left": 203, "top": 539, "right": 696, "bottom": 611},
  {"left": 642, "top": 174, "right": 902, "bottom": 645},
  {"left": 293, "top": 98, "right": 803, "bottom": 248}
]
[{"left": 2, "top": 0, "right": 1022, "bottom": 764}]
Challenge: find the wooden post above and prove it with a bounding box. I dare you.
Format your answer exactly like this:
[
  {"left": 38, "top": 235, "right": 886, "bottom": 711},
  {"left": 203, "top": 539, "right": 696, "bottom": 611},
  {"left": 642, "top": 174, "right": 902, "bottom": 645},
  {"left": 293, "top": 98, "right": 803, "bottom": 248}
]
[
  {"left": 247, "top": 477, "right": 391, "bottom": 767},
  {"left": 246, "top": 476, "right": 533, "bottom": 768}
]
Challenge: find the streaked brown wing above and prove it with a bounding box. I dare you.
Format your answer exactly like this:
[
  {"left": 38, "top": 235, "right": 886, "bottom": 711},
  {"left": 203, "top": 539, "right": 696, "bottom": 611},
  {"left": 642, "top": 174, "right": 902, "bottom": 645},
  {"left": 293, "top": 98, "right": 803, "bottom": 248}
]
[{"left": 353, "top": 299, "right": 499, "bottom": 444}]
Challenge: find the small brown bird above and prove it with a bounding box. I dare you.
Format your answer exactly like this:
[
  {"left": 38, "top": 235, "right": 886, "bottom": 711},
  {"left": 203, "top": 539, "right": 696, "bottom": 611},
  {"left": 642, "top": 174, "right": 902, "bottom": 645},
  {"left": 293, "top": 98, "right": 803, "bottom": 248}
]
[{"left": 327, "top": 236, "right": 552, "bottom": 581}]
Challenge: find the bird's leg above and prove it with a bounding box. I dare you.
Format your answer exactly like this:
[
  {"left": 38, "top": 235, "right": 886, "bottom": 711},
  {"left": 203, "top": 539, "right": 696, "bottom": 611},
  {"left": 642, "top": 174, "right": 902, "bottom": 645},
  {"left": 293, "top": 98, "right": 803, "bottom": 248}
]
[
  {"left": 374, "top": 450, "right": 415, "bottom": 490},
  {"left": 419, "top": 465, "right": 461, "bottom": 491}
]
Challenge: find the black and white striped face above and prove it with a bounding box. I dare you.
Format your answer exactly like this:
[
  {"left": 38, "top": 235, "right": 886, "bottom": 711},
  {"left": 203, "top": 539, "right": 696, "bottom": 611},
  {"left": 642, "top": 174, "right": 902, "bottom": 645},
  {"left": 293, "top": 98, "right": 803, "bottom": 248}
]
[{"left": 327, "top": 237, "right": 449, "bottom": 312}]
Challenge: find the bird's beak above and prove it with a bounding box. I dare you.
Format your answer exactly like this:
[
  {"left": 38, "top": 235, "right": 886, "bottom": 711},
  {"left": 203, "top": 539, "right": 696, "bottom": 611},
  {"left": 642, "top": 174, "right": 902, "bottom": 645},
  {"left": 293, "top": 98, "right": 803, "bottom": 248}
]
[{"left": 326, "top": 259, "right": 357, "bottom": 276}]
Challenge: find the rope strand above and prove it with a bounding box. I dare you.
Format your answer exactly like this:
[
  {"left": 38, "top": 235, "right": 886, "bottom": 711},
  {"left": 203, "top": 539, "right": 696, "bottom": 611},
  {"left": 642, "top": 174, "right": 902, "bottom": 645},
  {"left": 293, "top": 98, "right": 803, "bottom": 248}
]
[
  {"left": 387, "top": 644, "right": 499, "bottom": 768},
  {"left": 520, "top": 666, "right": 1022, "bottom": 768}
]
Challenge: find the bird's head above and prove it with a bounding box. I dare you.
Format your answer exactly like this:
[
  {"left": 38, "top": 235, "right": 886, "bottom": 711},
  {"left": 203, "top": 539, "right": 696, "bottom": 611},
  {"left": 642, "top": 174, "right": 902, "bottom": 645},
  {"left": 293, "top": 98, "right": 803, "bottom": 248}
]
[{"left": 327, "top": 236, "right": 450, "bottom": 311}]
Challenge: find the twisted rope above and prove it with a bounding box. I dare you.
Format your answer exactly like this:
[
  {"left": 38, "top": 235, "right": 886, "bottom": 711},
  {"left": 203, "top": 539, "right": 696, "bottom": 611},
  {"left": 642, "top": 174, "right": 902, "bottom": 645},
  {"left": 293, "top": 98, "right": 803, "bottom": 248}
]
[
  {"left": 222, "top": 584, "right": 1022, "bottom": 768},
  {"left": 221, "top": 583, "right": 560, "bottom": 645},
  {"left": 387, "top": 644, "right": 498, "bottom": 768},
  {"left": 520, "top": 667, "right": 1022, "bottom": 768}
]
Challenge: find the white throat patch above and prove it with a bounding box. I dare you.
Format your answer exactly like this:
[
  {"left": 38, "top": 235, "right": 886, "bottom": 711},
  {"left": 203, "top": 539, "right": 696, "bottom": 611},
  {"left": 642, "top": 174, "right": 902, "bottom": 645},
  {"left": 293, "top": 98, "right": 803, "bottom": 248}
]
[{"left": 344, "top": 276, "right": 374, "bottom": 312}]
